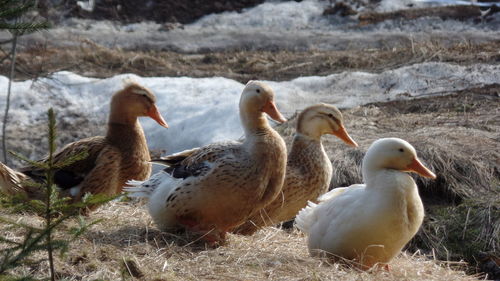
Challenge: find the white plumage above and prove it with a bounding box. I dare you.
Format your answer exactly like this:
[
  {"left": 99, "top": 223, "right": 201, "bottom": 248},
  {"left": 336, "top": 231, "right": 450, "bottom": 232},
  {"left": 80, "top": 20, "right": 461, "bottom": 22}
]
[{"left": 296, "top": 138, "right": 436, "bottom": 269}]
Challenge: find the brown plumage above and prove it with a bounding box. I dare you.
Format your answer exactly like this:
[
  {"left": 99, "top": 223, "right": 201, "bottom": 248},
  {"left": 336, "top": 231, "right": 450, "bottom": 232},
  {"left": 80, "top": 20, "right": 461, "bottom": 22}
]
[
  {"left": 234, "top": 104, "right": 358, "bottom": 235},
  {"left": 125, "top": 81, "right": 287, "bottom": 244},
  {"left": 0, "top": 82, "right": 168, "bottom": 208}
]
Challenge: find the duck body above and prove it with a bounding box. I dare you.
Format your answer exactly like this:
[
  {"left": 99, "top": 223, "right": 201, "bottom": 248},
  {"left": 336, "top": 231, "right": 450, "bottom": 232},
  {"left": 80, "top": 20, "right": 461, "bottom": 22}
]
[
  {"left": 126, "top": 81, "right": 287, "bottom": 243},
  {"left": 234, "top": 104, "right": 357, "bottom": 235},
  {"left": 0, "top": 82, "right": 168, "bottom": 206},
  {"left": 273, "top": 135, "right": 333, "bottom": 222},
  {"left": 296, "top": 138, "right": 436, "bottom": 269},
  {"left": 301, "top": 172, "right": 424, "bottom": 266}
]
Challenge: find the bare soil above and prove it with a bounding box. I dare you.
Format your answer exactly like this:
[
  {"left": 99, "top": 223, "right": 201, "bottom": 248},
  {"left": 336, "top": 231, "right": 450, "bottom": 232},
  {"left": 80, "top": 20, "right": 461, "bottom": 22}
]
[{"left": 39, "top": 0, "right": 265, "bottom": 24}]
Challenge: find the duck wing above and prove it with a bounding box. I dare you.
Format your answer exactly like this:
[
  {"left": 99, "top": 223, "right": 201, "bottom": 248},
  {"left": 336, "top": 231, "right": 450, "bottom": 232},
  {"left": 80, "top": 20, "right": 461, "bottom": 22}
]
[
  {"left": 317, "top": 184, "right": 365, "bottom": 202},
  {"left": 19, "top": 136, "right": 108, "bottom": 192},
  {"left": 295, "top": 184, "right": 366, "bottom": 234},
  {"left": 153, "top": 141, "right": 242, "bottom": 179}
]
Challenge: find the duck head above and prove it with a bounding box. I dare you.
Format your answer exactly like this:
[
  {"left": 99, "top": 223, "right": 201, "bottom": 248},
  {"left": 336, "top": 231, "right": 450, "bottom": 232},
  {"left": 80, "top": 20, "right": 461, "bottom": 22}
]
[
  {"left": 110, "top": 83, "right": 168, "bottom": 128},
  {"left": 296, "top": 103, "right": 358, "bottom": 147},
  {"left": 363, "top": 138, "right": 436, "bottom": 179},
  {"left": 239, "top": 81, "right": 286, "bottom": 133}
]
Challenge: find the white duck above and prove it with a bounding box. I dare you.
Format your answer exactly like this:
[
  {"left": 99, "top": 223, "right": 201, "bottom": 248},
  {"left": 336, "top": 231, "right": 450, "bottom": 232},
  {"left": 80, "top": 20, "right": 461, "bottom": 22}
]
[
  {"left": 126, "top": 81, "right": 288, "bottom": 244},
  {"left": 295, "top": 138, "right": 436, "bottom": 269}
]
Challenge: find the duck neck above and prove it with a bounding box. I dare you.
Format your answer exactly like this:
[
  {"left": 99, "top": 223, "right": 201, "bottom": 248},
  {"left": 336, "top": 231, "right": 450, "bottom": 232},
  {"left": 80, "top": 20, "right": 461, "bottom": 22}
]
[
  {"left": 362, "top": 156, "right": 415, "bottom": 191},
  {"left": 240, "top": 109, "right": 271, "bottom": 136},
  {"left": 289, "top": 133, "right": 328, "bottom": 169},
  {"left": 106, "top": 119, "right": 147, "bottom": 153},
  {"left": 108, "top": 105, "right": 138, "bottom": 126},
  {"left": 361, "top": 151, "right": 382, "bottom": 186},
  {"left": 291, "top": 133, "right": 322, "bottom": 149}
]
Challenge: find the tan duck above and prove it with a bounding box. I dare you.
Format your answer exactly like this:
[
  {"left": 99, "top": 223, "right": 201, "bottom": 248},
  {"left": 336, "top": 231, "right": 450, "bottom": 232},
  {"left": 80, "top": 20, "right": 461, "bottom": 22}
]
[
  {"left": 126, "top": 80, "right": 287, "bottom": 244},
  {"left": 0, "top": 82, "right": 168, "bottom": 207},
  {"left": 295, "top": 138, "right": 436, "bottom": 270},
  {"left": 234, "top": 103, "right": 358, "bottom": 235}
]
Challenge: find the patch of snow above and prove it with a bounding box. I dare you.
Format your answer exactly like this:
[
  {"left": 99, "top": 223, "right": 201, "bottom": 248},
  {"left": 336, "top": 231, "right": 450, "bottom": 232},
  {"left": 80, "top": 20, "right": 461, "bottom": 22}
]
[
  {"left": 4, "top": 0, "right": 499, "bottom": 52},
  {"left": 415, "top": 0, "right": 500, "bottom": 8},
  {"left": 190, "top": 0, "right": 329, "bottom": 31},
  {"left": 377, "top": 0, "right": 499, "bottom": 12},
  {"left": 1, "top": 62, "right": 499, "bottom": 157}
]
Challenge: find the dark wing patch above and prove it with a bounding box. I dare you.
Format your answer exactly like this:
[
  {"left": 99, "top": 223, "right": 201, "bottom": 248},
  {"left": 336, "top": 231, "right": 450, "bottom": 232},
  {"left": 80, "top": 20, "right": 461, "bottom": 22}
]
[
  {"left": 54, "top": 170, "right": 85, "bottom": 190},
  {"left": 18, "top": 136, "right": 106, "bottom": 188},
  {"left": 23, "top": 168, "right": 85, "bottom": 190},
  {"left": 157, "top": 140, "right": 242, "bottom": 179},
  {"left": 163, "top": 162, "right": 211, "bottom": 179},
  {"left": 152, "top": 147, "right": 200, "bottom": 166},
  {"left": 21, "top": 170, "right": 45, "bottom": 184}
]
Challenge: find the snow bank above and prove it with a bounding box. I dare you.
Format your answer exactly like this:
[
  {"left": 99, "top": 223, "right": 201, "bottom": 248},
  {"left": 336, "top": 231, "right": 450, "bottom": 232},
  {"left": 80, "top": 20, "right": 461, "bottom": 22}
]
[
  {"left": 8, "top": 0, "right": 500, "bottom": 52},
  {"left": 1, "top": 62, "right": 498, "bottom": 156}
]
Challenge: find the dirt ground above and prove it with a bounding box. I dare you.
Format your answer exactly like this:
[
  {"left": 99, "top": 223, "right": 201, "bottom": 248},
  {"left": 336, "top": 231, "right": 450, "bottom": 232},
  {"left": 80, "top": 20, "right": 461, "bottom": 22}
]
[{"left": 39, "top": 0, "right": 265, "bottom": 24}]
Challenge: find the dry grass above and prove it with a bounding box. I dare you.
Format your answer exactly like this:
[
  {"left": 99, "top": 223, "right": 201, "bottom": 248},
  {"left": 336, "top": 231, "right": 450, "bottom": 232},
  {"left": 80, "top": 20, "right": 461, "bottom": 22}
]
[
  {"left": 3, "top": 39, "right": 500, "bottom": 83},
  {"left": 0, "top": 201, "right": 483, "bottom": 281},
  {"left": 358, "top": 5, "right": 483, "bottom": 25}
]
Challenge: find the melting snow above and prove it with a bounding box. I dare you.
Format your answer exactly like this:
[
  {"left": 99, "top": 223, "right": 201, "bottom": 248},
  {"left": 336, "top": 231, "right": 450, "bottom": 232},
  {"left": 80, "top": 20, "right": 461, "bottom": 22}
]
[
  {"left": 7, "top": 0, "right": 499, "bottom": 52},
  {"left": 1, "top": 62, "right": 499, "bottom": 155}
]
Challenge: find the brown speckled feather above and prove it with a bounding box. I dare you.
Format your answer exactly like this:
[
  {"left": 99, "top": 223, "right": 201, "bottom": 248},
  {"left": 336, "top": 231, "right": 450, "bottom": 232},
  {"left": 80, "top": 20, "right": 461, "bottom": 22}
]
[
  {"left": 152, "top": 129, "right": 286, "bottom": 240},
  {"left": 126, "top": 81, "right": 287, "bottom": 244},
  {"left": 234, "top": 103, "right": 358, "bottom": 235},
  {"left": 234, "top": 135, "right": 332, "bottom": 234}
]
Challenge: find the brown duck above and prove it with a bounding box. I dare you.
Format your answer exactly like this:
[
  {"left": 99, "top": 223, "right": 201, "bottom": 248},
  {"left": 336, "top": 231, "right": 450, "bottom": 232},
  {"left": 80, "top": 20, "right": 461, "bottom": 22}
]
[
  {"left": 234, "top": 103, "right": 357, "bottom": 235},
  {"left": 126, "top": 81, "right": 287, "bottom": 244},
  {"left": 0, "top": 82, "right": 168, "bottom": 206}
]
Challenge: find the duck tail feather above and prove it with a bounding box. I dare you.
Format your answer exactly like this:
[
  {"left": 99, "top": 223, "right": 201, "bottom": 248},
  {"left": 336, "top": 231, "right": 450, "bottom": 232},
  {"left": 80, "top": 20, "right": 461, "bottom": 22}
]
[
  {"left": 295, "top": 201, "right": 318, "bottom": 234},
  {"left": 0, "top": 162, "right": 29, "bottom": 196}
]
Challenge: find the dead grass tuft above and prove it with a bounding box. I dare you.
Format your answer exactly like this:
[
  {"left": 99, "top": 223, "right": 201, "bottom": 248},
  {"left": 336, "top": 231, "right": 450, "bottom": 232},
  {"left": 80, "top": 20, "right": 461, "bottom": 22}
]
[
  {"left": 0, "top": 201, "right": 482, "bottom": 280},
  {"left": 414, "top": 200, "right": 499, "bottom": 265}
]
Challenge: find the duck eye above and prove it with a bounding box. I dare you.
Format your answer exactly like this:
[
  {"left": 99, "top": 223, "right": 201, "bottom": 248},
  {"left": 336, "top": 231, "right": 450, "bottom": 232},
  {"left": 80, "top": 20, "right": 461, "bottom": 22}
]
[
  {"left": 256, "top": 89, "right": 261, "bottom": 93},
  {"left": 327, "top": 113, "right": 334, "bottom": 118},
  {"left": 398, "top": 148, "right": 404, "bottom": 152}
]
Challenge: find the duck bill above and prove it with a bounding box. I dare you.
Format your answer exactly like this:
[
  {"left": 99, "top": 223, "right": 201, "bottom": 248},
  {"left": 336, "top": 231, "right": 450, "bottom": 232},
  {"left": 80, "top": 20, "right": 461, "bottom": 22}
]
[
  {"left": 406, "top": 158, "right": 436, "bottom": 179},
  {"left": 331, "top": 125, "right": 358, "bottom": 147},
  {"left": 147, "top": 104, "right": 169, "bottom": 128},
  {"left": 262, "top": 100, "right": 287, "bottom": 123}
]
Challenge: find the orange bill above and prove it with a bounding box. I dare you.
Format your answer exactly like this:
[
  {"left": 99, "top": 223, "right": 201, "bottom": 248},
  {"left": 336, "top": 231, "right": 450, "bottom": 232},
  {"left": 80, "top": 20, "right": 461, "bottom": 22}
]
[
  {"left": 331, "top": 125, "right": 358, "bottom": 147},
  {"left": 262, "top": 100, "right": 287, "bottom": 123},
  {"left": 147, "top": 104, "right": 169, "bottom": 128},
  {"left": 406, "top": 157, "right": 436, "bottom": 179}
]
